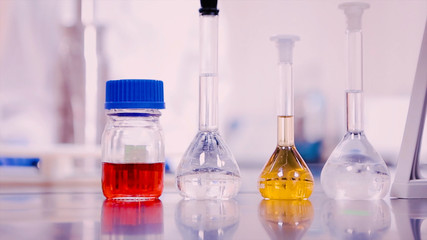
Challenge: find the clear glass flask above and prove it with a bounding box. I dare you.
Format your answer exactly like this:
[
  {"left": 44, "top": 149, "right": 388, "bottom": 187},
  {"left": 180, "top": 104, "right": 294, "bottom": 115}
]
[
  {"left": 258, "top": 35, "right": 314, "bottom": 200},
  {"left": 176, "top": 0, "right": 241, "bottom": 200},
  {"left": 320, "top": 2, "right": 391, "bottom": 200}
]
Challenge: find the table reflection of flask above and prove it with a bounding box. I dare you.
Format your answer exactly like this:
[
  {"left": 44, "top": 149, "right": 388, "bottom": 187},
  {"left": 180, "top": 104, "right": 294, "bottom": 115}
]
[
  {"left": 101, "top": 199, "right": 163, "bottom": 239},
  {"left": 258, "top": 200, "right": 314, "bottom": 240},
  {"left": 175, "top": 199, "right": 239, "bottom": 240},
  {"left": 258, "top": 35, "right": 314, "bottom": 200},
  {"left": 322, "top": 200, "right": 391, "bottom": 240},
  {"left": 391, "top": 199, "right": 427, "bottom": 239}
]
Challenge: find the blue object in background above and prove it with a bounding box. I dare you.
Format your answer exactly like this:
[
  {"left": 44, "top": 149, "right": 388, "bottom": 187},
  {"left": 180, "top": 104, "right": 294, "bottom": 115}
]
[
  {"left": 165, "top": 158, "right": 172, "bottom": 173},
  {"left": 0, "top": 157, "right": 39, "bottom": 167},
  {"left": 295, "top": 141, "right": 322, "bottom": 163}
]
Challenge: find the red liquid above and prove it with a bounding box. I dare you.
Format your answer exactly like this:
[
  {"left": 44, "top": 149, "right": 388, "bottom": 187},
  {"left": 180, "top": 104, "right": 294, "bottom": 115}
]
[{"left": 102, "top": 162, "right": 164, "bottom": 199}]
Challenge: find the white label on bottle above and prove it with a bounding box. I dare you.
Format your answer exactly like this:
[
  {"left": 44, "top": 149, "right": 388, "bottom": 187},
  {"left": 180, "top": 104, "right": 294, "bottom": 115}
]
[{"left": 124, "top": 145, "right": 147, "bottom": 162}]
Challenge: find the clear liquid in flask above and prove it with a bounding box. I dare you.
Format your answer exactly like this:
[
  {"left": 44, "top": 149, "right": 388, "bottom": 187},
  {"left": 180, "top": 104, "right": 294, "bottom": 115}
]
[{"left": 321, "top": 132, "right": 390, "bottom": 200}]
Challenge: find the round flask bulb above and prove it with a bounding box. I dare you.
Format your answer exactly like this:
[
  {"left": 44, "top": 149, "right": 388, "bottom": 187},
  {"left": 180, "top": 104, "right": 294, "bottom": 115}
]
[
  {"left": 258, "top": 146, "right": 314, "bottom": 200},
  {"left": 176, "top": 131, "right": 241, "bottom": 200},
  {"left": 321, "top": 132, "right": 391, "bottom": 200}
]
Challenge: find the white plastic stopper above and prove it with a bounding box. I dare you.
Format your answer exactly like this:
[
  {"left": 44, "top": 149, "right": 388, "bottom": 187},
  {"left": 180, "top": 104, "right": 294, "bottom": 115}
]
[
  {"left": 270, "top": 35, "right": 300, "bottom": 64},
  {"left": 339, "top": 2, "right": 370, "bottom": 31}
]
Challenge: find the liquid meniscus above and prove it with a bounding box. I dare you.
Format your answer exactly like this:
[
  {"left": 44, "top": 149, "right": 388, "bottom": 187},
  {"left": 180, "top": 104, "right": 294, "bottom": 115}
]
[
  {"left": 102, "top": 162, "right": 164, "bottom": 200},
  {"left": 258, "top": 146, "right": 314, "bottom": 200}
]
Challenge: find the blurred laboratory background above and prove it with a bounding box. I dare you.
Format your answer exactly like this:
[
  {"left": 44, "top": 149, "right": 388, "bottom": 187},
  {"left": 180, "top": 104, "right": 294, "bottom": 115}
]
[{"left": 0, "top": 0, "right": 426, "bottom": 182}]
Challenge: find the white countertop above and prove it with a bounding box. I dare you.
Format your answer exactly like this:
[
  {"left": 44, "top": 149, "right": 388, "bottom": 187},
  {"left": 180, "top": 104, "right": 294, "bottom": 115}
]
[{"left": 1, "top": 166, "right": 426, "bottom": 240}]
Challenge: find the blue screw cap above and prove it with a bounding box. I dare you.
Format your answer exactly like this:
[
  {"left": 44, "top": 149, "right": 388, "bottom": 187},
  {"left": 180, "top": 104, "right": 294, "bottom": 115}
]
[{"left": 105, "top": 79, "right": 165, "bottom": 109}]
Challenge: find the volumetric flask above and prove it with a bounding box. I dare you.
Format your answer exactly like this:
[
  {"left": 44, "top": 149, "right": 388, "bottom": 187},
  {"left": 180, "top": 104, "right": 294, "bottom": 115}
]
[
  {"left": 320, "top": 2, "right": 391, "bottom": 200},
  {"left": 258, "top": 35, "right": 314, "bottom": 200},
  {"left": 176, "top": 0, "right": 241, "bottom": 200}
]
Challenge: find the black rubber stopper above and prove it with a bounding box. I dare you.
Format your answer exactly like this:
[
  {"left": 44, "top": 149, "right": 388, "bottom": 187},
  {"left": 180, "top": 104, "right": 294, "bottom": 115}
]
[{"left": 199, "top": 0, "right": 219, "bottom": 15}]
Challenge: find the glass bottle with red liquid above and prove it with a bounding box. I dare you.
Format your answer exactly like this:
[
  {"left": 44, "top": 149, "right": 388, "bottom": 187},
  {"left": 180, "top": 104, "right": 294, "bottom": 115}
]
[{"left": 102, "top": 79, "right": 165, "bottom": 200}]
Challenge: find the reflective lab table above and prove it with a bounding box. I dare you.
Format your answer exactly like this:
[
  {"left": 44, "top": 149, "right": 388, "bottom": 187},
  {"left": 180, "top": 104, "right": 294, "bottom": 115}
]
[{"left": 1, "top": 167, "right": 427, "bottom": 240}]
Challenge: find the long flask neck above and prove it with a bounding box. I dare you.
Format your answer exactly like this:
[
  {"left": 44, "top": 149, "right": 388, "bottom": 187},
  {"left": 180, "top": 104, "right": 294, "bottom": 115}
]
[
  {"left": 277, "top": 62, "right": 294, "bottom": 146},
  {"left": 199, "top": 14, "right": 219, "bottom": 132},
  {"left": 346, "top": 29, "right": 364, "bottom": 133}
]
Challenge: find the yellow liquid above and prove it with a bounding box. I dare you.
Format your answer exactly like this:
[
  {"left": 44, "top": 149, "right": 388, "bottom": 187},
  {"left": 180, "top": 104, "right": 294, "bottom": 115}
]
[{"left": 258, "top": 146, "right": 314, "bottom": 200}]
